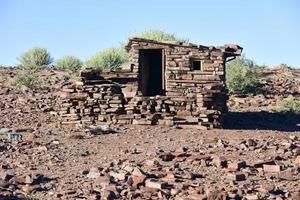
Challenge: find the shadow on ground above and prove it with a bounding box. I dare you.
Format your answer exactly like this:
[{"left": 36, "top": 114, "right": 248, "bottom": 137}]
[
  {"left": 224, "top": 111, "right": 300, "bottom": 132},
  {"left": 0, "top": 196, "right": 26, "bottom": 200}
]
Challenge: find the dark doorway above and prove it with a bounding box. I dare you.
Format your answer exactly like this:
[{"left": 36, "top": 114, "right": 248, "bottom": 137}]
[{"left": 138, "top": 49, "right": 164, "bottom": 96}]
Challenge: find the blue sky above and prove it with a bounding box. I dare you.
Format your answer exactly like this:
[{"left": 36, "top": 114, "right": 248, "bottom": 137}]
[{"left": 0, "top": 0, "right": 299, "bottom": 67}]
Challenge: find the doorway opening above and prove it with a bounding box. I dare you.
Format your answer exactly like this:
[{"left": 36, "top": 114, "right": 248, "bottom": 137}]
[{"left": 138, "top": 49, "right": 164, "bottom": 96}]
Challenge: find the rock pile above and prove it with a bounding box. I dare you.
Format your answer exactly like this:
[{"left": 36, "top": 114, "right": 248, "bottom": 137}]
[
  {"left": 0, "top": 168, "right": 49, "bottom": 199},
  {"left": 260, "top": 67, "right": 300, "bottom": 97},
  {"left": 0, "top": 136, "right": 55, "bottom": 199},
  {"left": 0, "top": 122, "right": 299, "bottom": 199},
  {"left": 229, "top": 67, "right": 300, "bottom": 111},
  {"left": 55, "top": 135, "right": 300, "bottom": 200},
  {"left": 59, "top": 83, "right": 125, "bottom": 125},
  {"left": 0, "top": 88, "right": 59, "bottom": 129}
]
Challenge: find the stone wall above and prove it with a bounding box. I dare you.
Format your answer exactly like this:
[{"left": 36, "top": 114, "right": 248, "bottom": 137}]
[{"left": 59, "top": 38, "right": 242, "bottom": 129}]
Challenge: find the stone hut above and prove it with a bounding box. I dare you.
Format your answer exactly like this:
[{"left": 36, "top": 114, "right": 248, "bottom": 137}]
[{"left": 59, "top": 38, "right": 242, "bottom": 129}]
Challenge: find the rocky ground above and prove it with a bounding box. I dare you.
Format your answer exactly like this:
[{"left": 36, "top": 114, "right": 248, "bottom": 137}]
[{"left": 0, "top": 66, "right": 300, "bottom": 200}]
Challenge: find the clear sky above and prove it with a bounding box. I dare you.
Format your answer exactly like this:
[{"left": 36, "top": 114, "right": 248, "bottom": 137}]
[{"left": 0, "top": 0, "right": 299, "bottom": 67}]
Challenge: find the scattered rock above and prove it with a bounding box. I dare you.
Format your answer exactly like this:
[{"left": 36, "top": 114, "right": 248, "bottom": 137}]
[
  {"left": 145, "top": 179, "right": 168, "bottom": 189},
  {"left": 130, "top": 175, "right": 146, "bottom": 187},
  {"left": 94, "top": 175, "right": 111, "bottom": 187},
  {"left": 263, "top": 164, "right": 281, "bottom": 173},
  {"left": 253, "top": 160, "right": 276, "bottom": 168},
  {"left": 212, "top": 156, "right": 228, "bottom": 168},
  {"left": 87, "top": 168, "right": 101, "bottom": 179},
  {"left": 295, "top": 156, "right": 300, "bottom": 166},
  {"left": 227, "top": 173, "right": 247, "bottom": 181},
  {"left": 160, "top": 153, "right": 175, "bottom": 161},
  {"left": 228, "top": 161, "right": 247, "bottom": 171},
  {"left": 87, "top": 125, "right": 116, "bottom": 135}
]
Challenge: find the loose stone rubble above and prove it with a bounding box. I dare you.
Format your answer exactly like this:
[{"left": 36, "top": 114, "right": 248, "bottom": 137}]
[
  {"left": 1, "top": 124, "right": 299, "bottom": 199},
  {"left": 53, "top": 134, "right": 300, "bottom": 199}
]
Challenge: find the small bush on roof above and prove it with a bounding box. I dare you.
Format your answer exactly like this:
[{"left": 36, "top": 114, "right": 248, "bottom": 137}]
[{"left": 134, "top": 29, "right": 189, "bottom": 43}]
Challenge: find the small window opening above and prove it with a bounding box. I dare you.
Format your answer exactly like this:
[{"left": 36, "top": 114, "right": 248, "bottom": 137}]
[{"left": 192, "top": 60, "right": 202, "bottom": 70}]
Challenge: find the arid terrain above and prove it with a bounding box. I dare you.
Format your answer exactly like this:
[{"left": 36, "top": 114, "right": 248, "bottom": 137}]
[{"left": 0, "top": 67, "right": 300, "bottom": 200}]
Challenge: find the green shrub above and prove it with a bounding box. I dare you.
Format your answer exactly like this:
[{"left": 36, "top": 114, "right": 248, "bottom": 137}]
[
  {"left": 18, "top": 47, "right": 53, "bottom": 70},
  {"left": 15, "top": 72, "right": 40, "bottom": 89},
  {"left": 134, "top": 29, "right": 188, "bottom": 43},
  {"left": 56, "top": 56, "right": 82, "bottom": 71},
  {"left": 226, "top": 55, "right": 259, "bottom": 94},
  {"left": 85, "top": 48, "right": 128, "bottom": 70},
  {"left": 273, "top": 99, "right": 300, "bottom": 114}
]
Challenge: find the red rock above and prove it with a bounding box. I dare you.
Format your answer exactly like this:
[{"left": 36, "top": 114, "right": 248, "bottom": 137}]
[
  {"left": 94, "top": 175, "right": 111, "bottom": 187},
  {"left": 87, "top": 167, "right": 101, "bottom": 179},
  {"left": 186, "top": 194, "right": 207, "bottom": 200},
  {"left": 140, "top": 185, "right": 159, "bottom": 195},
  {"left": 162, "top": 172, "right": 177, "bottom": 182},
  {"left": 23, "top": 132, "right": 36, "bottom": 142},
  {"left": 212, "top": 156, "right": 228, "bottom": 168},
  {"left": 131, "top": 167, "right": 147, "bottom": 177},
  {"left": 279, "top": 171, "right": 297, "bottom": 181},
  {"left": 25, "top": 174, "right": 34, "bottom": 184},
  {"left": 175, "top": 146, "right": 188, "bottom": 153},
  {"left": 174, "top": 147, "right": 188, "bottom": 156},
  {"left": 175, "top": 156, "right": 186, "bottom": 162},
  {"left": 170, "top": 188, "right": 180, "bottom": 195},
  {"left": 101, "top": 190, "right": 117, "bottom": 200},
  {"left": 109, "top": 171, "right": 126, "bottom": 181},
  {"left": 21, "top": 184, "right": 40, "bottom": 194},
  {"left": 227, "top": 161, "right": 246, "bottom": 171},
  {"left": 291, "top": 192, "right": 300, "bottom": 200},
  {"left": 244, "top": 194, "right": 259, "bottom": 200},
  {"left": 263, "top": 164, "right": 280, "bottom": 173},
  {"left": 227, "top": 173, "right": 247, "bottom": 181},
  {"left": 131, "top": 175, "right": 146, "bottom": 187},
  {"left": 181, "top": 172, "right": 196, "bottom": 180},
  {"left": 87, "top": 194, "right": 100, "bottom": 200},
  {"left": 145, "top": 179, "right": 168, "bottom": 189},
  {"left": 295, "top": 156, "right": 300, "bottom": 166},
  {"left": 8, "top": 175, "right": 25, "bottom": 184},
  {"left": 145, "top": 159, "right": 159, "bottom": 167},
  {"left": 245, "top": 139, "right": 257, "bottom": 147},
  {"left": 207, "top": 190, "right": 226, "bottom": 200},
  {"left": 0, "top": 169, "right": 14, "bottom": 181},
  {"left": 104, "top": 184, "right": 120, "bottom": 194},
  {"left": 259, "top": 183, "right": 275, "bottom": 193}
]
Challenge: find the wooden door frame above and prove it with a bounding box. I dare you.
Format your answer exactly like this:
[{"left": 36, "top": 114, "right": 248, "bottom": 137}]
[{"left": 162, "top": 49, "right": 166, "bottom": 93}]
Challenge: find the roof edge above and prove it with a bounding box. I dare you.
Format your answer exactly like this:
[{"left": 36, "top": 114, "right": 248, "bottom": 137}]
[{"left": 125, "top": 37, "right": 243, "bottom": 56}]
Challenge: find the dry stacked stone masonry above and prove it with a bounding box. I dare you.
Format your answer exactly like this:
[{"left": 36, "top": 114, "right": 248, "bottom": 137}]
[{"left": 59, "top": 38, "right": 242, "bottom": 129}]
